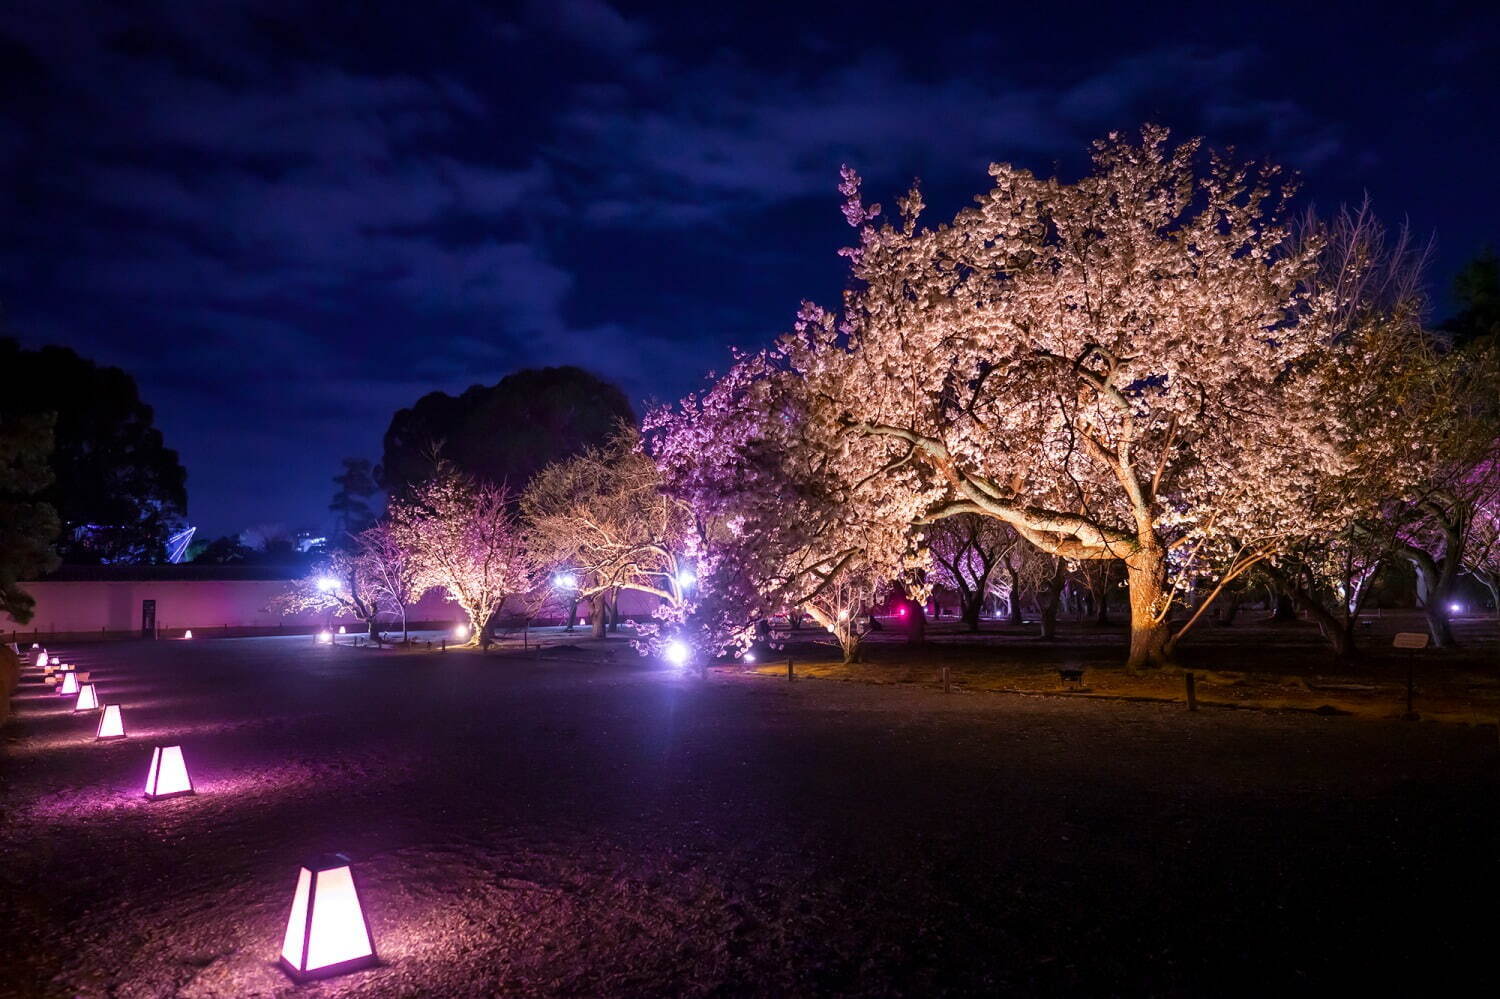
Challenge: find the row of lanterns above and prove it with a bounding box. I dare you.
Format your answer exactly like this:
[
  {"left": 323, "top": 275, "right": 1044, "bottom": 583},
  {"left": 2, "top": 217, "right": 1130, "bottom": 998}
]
[{"left": 22, "top": 643, "right": 376, "bottom": 982}]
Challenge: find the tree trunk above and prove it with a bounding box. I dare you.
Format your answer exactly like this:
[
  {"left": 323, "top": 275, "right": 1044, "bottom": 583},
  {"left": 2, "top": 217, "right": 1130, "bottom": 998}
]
[
  {"left": 960, "top": 592, "right": 983, "bottom": 632},
  {"left": 1268, "top": 588, "right": 1297, "bottom": 622},
  {"left": 1038, "top": 561, "right": 1066, "bottom": 640},
  {"left": 1006, "top": 569, "right": 1023, "bottom": 625},
  {"left": 840, "top": 634, "right": 861, "bottom": 664},
  {"left": 565, "top": 597, "right": 579, "bottom": 632},
  {"left": 905, "top": 597, "right": 925, "bottom": 645},
  {"left": 1124, "top": 547, "right": 1172, "bottom": 670},
  {"left": 1409, "top": 556, "right": 1458, "bottom": 648},
  {"left": 591, "top": 591, "right": 607, "bottom": 639},
  {"left": 609, "top": 590, "right": 622, "bottom": 633},
  {"left": 1094, "top": 590, "right": 1111, "bottom": 626},
  {"left": 1218, "top": 591, "right": 1240, "bottom": 626}
]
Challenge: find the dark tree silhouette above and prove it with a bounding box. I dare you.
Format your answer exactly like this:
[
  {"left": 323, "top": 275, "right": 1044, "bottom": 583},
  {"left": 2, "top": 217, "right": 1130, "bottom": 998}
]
[
  {"left": 378, "top": 366, "right": 634, "bottom": 499},
  {"left": 1443, "top": 248, "right": 1499, "bottom": 348},
  {"left": 0, "top": 411, "right": 61, "bottom": 622},
  {"left": 0, "top": 339, "right": 187, "bottom": 563},
  {"left": 330, "top": 458, "right": 379, "bottom": 541}
]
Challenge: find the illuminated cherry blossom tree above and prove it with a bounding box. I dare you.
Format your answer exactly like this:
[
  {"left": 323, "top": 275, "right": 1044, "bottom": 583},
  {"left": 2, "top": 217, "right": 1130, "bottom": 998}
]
[
  {"left": 271, "top": 549, "right": 384, "bottom": 640},
  {"left": 522, "top": 425, "right": 696, "bottom": 639},
  {"left": 749, "top": 127, "right": 1404, "bottom": 668},
  {"left": 387, "top": 466, "right": 531, "bottom": 646},
  {"left": 647, "top": 354, "right": 917, "bottom": 664},
  {"left": 355, "top": 522, "right": 423, "bottom": 642}
]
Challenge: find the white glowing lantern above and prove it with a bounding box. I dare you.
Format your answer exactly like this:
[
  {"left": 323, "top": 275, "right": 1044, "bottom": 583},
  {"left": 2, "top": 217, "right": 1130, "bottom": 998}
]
[
  {"left": 59, "top": 672, "right": 79, "bottom": 696},
  {"left": 338, "top": 625, "right": 347, "bottom": 635},
  {"left": 454, "top": 623, "right": 469, "bottom": 640},
  {"left": 74, "top": 683, "right": 99, "bottom": 712},
  {"left": 35, "top": 651, "right": 47, "bottom": 669},
  {"left": 96, "top": 704, "right": 126, "bottom": 740},
  {"left": 665, "top": 640, "right": 690, "bottom": 668},
  {"left": 279, "top": 854, "right": 378, "bottom": 981},
  {"left": 50, "top": 655, "right": 60, "bottom": 666},
  {"left": 144, "top": 745, "right": 195, "bottom": 799},
  {"left": 184, "top": 629, "right": 193, "bottom": 639},
  {"left": 318, "top": 631, "right": 333, "bottom": 644}
]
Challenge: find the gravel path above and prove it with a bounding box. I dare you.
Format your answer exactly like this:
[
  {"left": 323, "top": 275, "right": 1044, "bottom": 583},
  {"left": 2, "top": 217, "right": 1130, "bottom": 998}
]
[{"left": 2, "top": 636, "right": 1496, "bottom": 997}]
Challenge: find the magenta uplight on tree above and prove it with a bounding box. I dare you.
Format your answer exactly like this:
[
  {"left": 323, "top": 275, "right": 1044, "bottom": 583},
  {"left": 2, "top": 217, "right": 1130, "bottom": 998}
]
[{"left": 279, "top": 853, "right": 379, "bottom": 981}]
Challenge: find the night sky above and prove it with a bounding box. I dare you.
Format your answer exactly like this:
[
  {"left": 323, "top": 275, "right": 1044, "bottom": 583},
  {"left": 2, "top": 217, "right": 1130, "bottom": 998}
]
[{"left": 1, "top": 1, "right": 1495, "bottom": 539}]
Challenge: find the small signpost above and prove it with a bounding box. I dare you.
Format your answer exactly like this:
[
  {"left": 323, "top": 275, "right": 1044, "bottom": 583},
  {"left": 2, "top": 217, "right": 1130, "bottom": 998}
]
[{"left": 1393, "top": 632, "right": 1429, "bottom": 721}]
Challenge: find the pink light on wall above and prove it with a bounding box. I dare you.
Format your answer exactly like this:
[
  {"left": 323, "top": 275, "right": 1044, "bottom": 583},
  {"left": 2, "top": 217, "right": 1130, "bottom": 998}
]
[
  {"left": 144, "top": 746, "right": 195, "bottom": 799},
  {"left": 279, "top": 854, "right": 378, "bottom": 981},
  {"left": 96, "top": 704, "right": 126, "bottom": 740}
]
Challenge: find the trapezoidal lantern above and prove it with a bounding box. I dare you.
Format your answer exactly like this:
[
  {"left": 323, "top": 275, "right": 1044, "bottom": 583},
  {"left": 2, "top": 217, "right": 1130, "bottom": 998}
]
[
  {"left": 96, "top": 704, "right": 126, "bottom": 740},
  {"left": 74, "top": 683, "right": 99, "bottom": 712},
  {"left": 279, "top": 853, "right": 379, "bottom": 981},
  {"left": 144, "top": 746, "right": 195, "bottom": 799},
  {"left": 35, "top": 651, "right": 47, "bottom": 669},
  {"left": 58, "top": 672, "right": 79, "bottom": 696}
]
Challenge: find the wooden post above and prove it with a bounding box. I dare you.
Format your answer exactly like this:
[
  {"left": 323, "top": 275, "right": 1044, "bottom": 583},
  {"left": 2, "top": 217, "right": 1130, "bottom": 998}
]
[
  {"left": 1185, "top": 671, "right": 1198, "bottom": 711},
  {"left": 942, "top": 665, "right": 951, "bottom": 694},
  {"left": 1393, "top": 632, "right": 1427, "bottom": 721},
  {"left": 787, "top": 658, "right": 794, "bottom": 682},
  {"left": 441, "top": 638, "right": 446, "bottom": 653}
]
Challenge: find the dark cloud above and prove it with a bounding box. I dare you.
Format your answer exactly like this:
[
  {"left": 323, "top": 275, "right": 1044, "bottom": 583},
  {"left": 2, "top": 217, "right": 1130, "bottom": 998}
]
[{"left": 0, "top": 0, "right": 1493, "bottom": 534}]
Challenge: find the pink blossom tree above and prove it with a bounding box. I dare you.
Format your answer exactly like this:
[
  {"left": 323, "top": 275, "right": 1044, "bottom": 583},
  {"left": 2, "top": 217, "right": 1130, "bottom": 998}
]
[
  {"left": 270, "top": 549, "right": 385, "bottom": 641},
  {"left": 354, "top": 522, "right": 424, "bottom": 642},
  {"left": 647, "top": 354, "right": 917, "bottom": 664},
  {"left": 522, "top": 425, "right": 696, "bottom": 639},
  {"left": 746, "top": 128, "right": 1407, "bottom": 668},
  {"left": 387, "top": 466, "right": 531, "bottom": 647}
]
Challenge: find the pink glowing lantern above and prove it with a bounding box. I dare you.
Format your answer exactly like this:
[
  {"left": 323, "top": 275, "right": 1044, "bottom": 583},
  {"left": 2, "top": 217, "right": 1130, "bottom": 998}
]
[
  {"left": 184, "top": 629, "right": 194, "bottom": 639},
  {"left": 58, "top": 672, "right": 79, "bottom": 696},
  {"left": 74, "top": 683, "right": 99, "bottom": 712},
  {"left": 96, "top": 704, "right": 126, "bottom": 740},
  {"left": 35, "top": 651, "right": 47, "bottom": 669},
  {"left": 279, "top": 854, "right": 379, "bottom": 981},
  {"left": 144, "top": 746, "right": 195, "bottom": 799}
]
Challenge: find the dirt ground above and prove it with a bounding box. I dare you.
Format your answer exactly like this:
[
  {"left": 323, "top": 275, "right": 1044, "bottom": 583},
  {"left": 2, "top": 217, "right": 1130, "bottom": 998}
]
[
  {"left": 757, "top": 610, "right": 1500, "bottom": 724},
  {"left": 2, "top": 627, "right": 1497, "bottom": 997}
]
